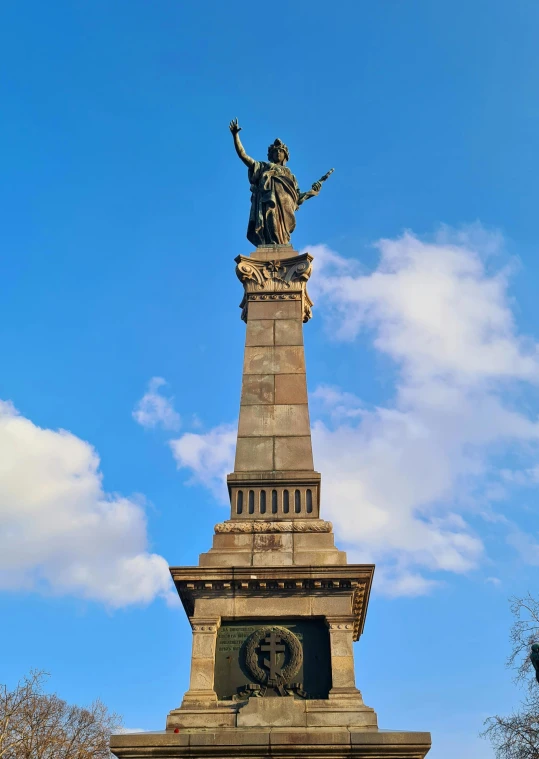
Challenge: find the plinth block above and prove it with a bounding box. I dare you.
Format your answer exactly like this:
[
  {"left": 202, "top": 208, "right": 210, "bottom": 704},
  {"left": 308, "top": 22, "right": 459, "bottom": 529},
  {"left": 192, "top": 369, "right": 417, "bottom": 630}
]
[{"left": 111, "top": 727, "right": 431, "bottom": 759}]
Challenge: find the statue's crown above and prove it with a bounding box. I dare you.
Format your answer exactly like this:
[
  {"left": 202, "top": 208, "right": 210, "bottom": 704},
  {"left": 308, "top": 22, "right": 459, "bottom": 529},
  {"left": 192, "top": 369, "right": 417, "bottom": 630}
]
[{"left": 267, "top": 138, "right": 289, "bottom": 161}]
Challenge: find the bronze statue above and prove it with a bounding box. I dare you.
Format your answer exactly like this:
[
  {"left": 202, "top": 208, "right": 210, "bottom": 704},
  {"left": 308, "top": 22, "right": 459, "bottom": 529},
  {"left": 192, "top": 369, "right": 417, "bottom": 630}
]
[{"left": 229, "top": 118, "right": 333, "bottom": 247}]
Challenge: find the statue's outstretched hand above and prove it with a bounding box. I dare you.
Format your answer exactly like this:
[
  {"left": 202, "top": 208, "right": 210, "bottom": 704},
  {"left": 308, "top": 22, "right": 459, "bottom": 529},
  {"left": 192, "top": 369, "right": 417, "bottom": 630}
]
[
  {"left": 311, "top": 181, "right": 322, "bottom": 193},
  {"left": 229, "top": 118, "right": 242, "bottom": 135}
]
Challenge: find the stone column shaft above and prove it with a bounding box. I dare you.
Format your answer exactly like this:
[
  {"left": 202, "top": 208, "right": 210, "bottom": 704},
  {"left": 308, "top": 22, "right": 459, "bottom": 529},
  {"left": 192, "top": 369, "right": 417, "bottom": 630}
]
[
  {"left": 327, "top": 617, "right": 363, "bottom": 700},
  {"left": 228, "top": 247, "right": 321, "bottom": 521},
  {"left": 181, "top": 619, "right": 220, "bottom": 705},
  {"left": 236, "top": 299, "right": 312, "bottom": 472}
]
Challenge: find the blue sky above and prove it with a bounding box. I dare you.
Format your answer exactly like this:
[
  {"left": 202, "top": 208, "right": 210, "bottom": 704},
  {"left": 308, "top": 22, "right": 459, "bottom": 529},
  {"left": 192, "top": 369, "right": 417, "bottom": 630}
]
[{"left": 2, "top": 1, "right": 539, "bottom": 756}]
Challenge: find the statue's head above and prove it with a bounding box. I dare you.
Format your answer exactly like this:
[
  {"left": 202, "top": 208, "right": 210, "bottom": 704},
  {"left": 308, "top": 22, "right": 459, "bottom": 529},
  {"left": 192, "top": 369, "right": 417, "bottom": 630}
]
[
  {"left": 532, "top": 644, "right": 539, "bottom": 653},
  {"left": 268, "top": 138, "right": 289, "bottom": 165}
]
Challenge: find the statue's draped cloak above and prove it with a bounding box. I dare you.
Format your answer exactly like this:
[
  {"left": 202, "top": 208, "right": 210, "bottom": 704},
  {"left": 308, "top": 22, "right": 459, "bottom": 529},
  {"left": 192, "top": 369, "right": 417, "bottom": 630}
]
[{"left": 247, "top": 161, "right": 300, "bottom": 246}]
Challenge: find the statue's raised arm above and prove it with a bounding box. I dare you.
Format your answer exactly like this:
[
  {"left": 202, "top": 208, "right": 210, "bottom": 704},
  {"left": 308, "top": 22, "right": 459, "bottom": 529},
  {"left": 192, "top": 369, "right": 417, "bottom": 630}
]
[{"left": 229, "top": 119, "right": 255, "bottom": 169}]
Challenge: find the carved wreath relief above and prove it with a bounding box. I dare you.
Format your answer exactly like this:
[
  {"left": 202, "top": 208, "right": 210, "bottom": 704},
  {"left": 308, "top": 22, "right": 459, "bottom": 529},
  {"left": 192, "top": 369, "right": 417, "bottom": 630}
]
[
  {"left": 214, "top": 620, "right": 331, "bottom": 701},
  {"left": 243, "top": 626, "right": 303, "bottom": 697}
]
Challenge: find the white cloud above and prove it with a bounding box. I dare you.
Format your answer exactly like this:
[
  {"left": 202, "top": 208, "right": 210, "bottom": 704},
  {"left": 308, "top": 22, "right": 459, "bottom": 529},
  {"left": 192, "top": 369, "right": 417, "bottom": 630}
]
[
  {"left": 305, "top": 229, "right": 539, "bottom": 594},
  {"left": 133, "top": 377, "right": 181, "bottom": 431},
  {"left": 169, "top": 424, "right": 236, "bottom": 503},
  {"left": 309, "top": 230, "right": 537, "bottom": 385},
  {"left": 165, "top": 227, "right": 539, "bottom": 596},
  {"left": 0, "top": 400, "right": 174, "bottom": 607}
]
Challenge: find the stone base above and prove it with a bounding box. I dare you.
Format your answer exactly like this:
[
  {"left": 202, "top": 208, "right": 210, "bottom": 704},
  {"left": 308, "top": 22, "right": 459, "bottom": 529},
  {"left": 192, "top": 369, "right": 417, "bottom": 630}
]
[
  {"left": 167, "top": 695, "right": 377, "bottom": 731},
  {"left": 111, "top": 727, "right": 431, "bottom": 759},
  {"left": 199, "top": 520, "right": 348, "bottom": 567}
]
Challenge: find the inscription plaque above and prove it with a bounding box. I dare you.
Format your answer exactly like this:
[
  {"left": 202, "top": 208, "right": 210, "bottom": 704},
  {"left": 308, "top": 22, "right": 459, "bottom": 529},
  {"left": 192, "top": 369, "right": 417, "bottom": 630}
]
[{"left": 214, "top": 618, "right": 331, "bottom": 700}]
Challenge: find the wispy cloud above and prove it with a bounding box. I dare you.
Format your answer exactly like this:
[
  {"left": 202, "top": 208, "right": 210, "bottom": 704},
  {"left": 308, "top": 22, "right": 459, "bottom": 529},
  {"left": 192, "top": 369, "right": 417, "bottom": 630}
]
[
  {"left": 133, "top": 377, "right": 181, "bottom": 431},
  {"left": 0, "top": 400, "right": 175, "bottom": 607},
  {"left": 169, "top": 424, "right": 237, "bottom": 503},
  {"left": 306, "top": 228, "right": 539, "bottom": 593},
  {"left": 165, "top": 226, "right": 539, "bottom": 596}
]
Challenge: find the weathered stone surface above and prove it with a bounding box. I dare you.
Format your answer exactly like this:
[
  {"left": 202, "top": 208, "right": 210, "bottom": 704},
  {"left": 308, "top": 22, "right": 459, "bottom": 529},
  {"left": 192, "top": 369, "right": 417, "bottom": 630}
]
[
  {"left": 330, "top": 656, "right": 357, "bottom": 688},
  {"left": 274, "top": 436, "right": 314, "bottom": 470},
  {"left": 294, "top": 550, "right": 347, "bottom": 566},
  {"left": 211, "top": 533, "right": 254, "bottom": 550},
  {"left": 349, "top": 730, "right": 431, "bottom": 747},
  {"left": 234, "top": 437, "right": 273, "bottom": 471},
  {"left": 253, "top": 532, "right": 293, "bottom": 553},
  {"left": 246, "top": 320, "right": 274, "bottom": 346},
  {"left": 275, "top": 319, "right": 303, "bottom": 346},
  {"left": 198, "top": 551, "right": 253, "bottom": 567},
  {"left": 193, "top": 598, "right": 236, "bottom": 617},
  {"left": 248, "top": 299, "right": 302, "bottom": 320},
  {"left": 238, "top": 404, "right": 310, "bottom": 437},
  {"left": 310, "top": 596, "right": 352, "bottom": 616},
  {"left": 240, "top": 374, "right": 275, "bottom": 404},
  {"left": 328, "top": 632, "right": 355, "bottom": 658},
  {"left": 244, "top": 346, "right": 305, "bottom": 375},
  {"left": 293, "top": 533, "right": 336, "bottom": 549},
  {"left": 250, "top": 244, "right": 296, "bottom": 261},
  {"left": 269, "top": 728, "right": 351, "bottom": 744},
  {"left": 252, "top": 551, "right": 294, "bottom": 566},
  {"left": 187, "top": 658, "right": 215, "bottom": 691},
  {"left": 111, "top": 727, "right": 431, "bottom": 757},
  {"left": 237, "top": 696, "right": 306, "bottom": 727},
  {"left": 305, "top": 714, "right": 376, "bottom": 729},
  {"left": 192, "top": 634, "right": 216, "bottom": 659},
  {"left": 274, "top": 373, "right": 308, "bottom": 404},
  {"left": 166, "top": 708, "right": 236, "bottom": 729},
  {"left": 189, "top": 730, "right": 269, "bottom": 746},
  {"left": 233, "top": 595, "right": 312, "bottom": 617}
]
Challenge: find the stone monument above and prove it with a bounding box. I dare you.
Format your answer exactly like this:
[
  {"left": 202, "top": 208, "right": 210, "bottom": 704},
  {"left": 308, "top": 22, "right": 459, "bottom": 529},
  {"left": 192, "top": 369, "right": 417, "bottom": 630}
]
[{"left": 111, "top": 123, "right": 431, "bottom": 759}]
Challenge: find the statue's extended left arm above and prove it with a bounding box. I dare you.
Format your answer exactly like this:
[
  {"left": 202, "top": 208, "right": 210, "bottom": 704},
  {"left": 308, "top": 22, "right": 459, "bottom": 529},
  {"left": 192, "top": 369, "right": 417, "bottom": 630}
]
[
  {"left": 298, "top": 168, "right": 334, "bottom": 206},
  {"left": 229, "top": 119, "right": 255, "bottom": 169}
]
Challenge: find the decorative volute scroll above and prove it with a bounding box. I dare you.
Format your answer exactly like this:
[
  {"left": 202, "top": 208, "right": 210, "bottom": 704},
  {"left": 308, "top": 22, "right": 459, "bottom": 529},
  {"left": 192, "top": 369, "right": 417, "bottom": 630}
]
[{"left": 235, "top": 252, "right": 314, "bottom": 323}]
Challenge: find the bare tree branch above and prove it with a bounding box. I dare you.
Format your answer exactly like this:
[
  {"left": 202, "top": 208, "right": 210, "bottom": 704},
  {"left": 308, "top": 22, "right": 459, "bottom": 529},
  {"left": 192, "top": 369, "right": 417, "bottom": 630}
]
[
  {"left": 0, "top": 670, "right": 121, "bottom": 759},
  {"left": 483, "top": 595, "right": 539, "bottom": 759}
]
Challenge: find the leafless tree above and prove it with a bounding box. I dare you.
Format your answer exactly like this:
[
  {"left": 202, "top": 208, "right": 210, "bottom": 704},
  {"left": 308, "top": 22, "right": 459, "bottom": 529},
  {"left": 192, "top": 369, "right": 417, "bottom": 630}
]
[
  {"left": 483, "top": 594, "right": 539, "bottom": 759},
  {"left": 0, "top": 670, "right": 121, "bottom": 759}
]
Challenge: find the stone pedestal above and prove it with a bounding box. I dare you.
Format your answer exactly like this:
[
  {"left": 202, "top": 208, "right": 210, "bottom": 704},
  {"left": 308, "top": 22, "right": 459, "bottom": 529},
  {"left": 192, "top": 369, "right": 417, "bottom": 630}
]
[{"left": 110, "top": 245, "right": 431, "bottom": 759}]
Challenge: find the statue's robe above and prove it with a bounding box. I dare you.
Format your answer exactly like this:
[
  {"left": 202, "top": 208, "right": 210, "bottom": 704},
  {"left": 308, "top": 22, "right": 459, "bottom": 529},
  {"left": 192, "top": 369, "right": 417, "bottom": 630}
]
[{"left": 247, "top": 161, "right": 301, "bottom": 246}]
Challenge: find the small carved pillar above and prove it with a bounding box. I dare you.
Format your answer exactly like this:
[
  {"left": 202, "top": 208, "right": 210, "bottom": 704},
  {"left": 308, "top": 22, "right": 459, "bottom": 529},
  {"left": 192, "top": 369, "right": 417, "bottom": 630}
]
[
  {"left": 181, "top": 619, "right": 220, "bottom": 705},
  {"left": 326, "top": 616, "right": 363, "bottom": 700}
]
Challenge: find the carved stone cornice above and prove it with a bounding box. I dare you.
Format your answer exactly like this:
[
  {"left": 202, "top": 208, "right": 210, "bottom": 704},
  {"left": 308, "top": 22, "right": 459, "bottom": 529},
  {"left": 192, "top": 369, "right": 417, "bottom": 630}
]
[
  {"left": 170, "top": 565, "right": 374, "bottom": 642},
  {"left": 235, "top": 252, "right": 314, "bottom": 323},
  {"left": 352, "top": 584, "right": 367, "bottom": 640},
  {"left": 214, "top": 520, "right": 332, "bottom": 534}
]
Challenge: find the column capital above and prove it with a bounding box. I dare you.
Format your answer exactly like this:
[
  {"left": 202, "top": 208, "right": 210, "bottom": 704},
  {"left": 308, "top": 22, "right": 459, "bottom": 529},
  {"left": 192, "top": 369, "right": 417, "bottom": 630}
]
[
  {"left": 191, "top": 618, "right": 220, "bottom": 633},
  {"left": 235, "top": 251, "right": 314, "bottom": 323},
  {"left": 326, "top": 616, "right": 356, "bottom": 631}
]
